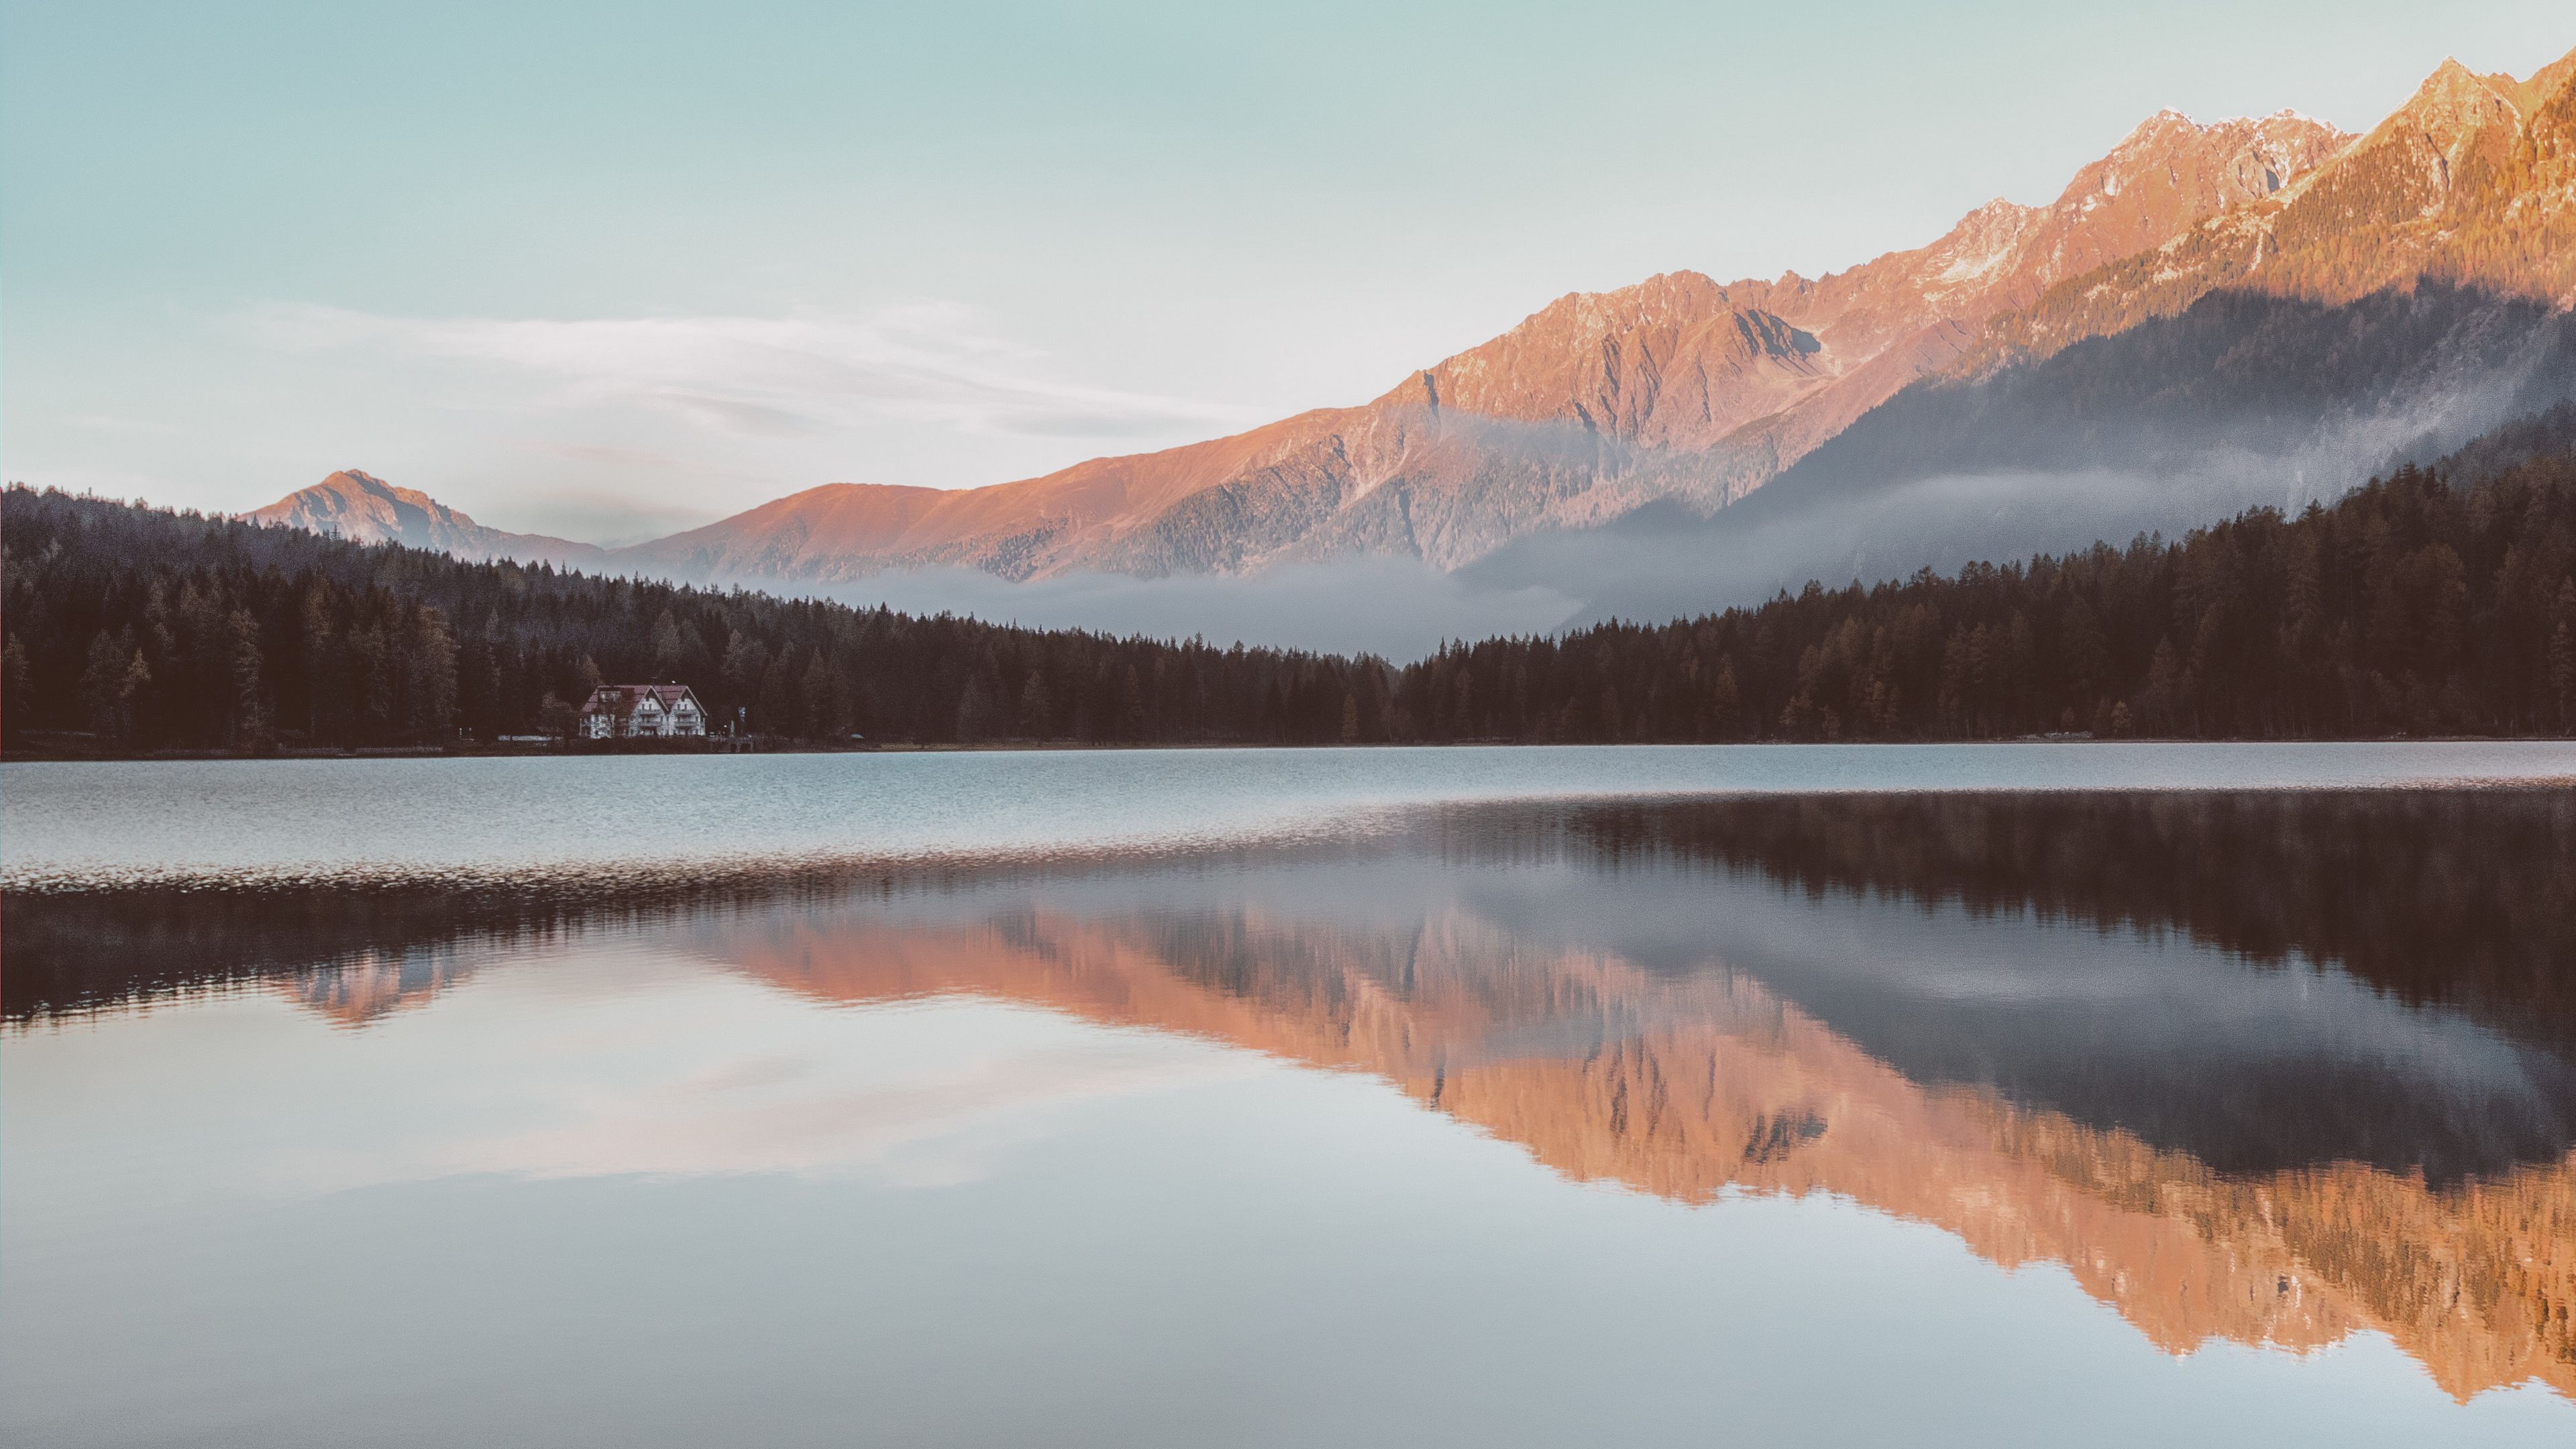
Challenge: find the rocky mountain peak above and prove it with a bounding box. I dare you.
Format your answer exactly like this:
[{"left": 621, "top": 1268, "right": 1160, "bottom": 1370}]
[
  {"left": 2049, "top": 107, "right": 2351, "bottom": 233},
  {"left": 1399, "top": 270, "right": 1824, "bottom": 452},
  {"left": 247, "top": 470, "right": 601, "bottom": 567},
  {"left": 1975, "top": 44, "right": 2576, "bottom": 370},
  {"left": 252, "top": 469, "right": 460, "bottom": 541},
  {"left": 2371, "top": 55, "right": 2528, "bottom": 167},
  {"left": 2277, "top": 44, "right": 2576, "bottom": 228}
]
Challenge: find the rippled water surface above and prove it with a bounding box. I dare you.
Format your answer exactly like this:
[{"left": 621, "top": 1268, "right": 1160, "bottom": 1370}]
[
  {"left": 6, "top": 741, "right": 2574, "bottom": 888},
  {"left": 6, "top": 747, "right": 2576, "bottom": 1446}
]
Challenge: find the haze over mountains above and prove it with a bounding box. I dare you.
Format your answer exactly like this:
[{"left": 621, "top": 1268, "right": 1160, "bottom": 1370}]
[{"left": 249, "top": 44, "right": 2576, "bottom": 651}]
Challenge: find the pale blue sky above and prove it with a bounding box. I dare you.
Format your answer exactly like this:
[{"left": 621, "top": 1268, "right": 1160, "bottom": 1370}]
[{"left": 5, "top": 1, "right": 2570, "bottom": 540}]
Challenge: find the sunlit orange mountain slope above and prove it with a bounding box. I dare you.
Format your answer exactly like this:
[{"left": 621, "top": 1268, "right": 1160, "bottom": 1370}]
[{"left": 1983, "top": 48, "right": 2576, "bottom": 364}]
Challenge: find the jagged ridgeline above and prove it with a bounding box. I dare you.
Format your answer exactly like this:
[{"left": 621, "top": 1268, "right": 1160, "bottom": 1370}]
[{"left": 5, "top": 407, "right": 2576, "bottom": 749}]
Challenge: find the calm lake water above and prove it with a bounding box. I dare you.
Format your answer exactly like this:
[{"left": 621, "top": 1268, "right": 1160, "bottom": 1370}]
[
  {"left": 7, "top": 741, "right": 2576, "bottom": 889},
  {"left": 6, "top": 745, "right": 2576, "bottom": 1446}
]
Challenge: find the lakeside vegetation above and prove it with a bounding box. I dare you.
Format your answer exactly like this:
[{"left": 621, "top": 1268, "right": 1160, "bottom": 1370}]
[{"left": 5, "top": 425, "right": 2575, "bottom": 751}]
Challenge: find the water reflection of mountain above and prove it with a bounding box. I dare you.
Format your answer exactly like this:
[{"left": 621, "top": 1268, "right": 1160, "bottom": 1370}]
[
  {"left": 1437, "top": 856, "right": 2576, "bottom": 1184},
  {"left": 1540, "top": 791, "right": 2576, "bottom": 1181},
  {"left": 698, "top": 882, "right": 2576, "bottom": 1403},
  {"left": 9, "top": 789, "right": 2572, "bottom": 1396}
]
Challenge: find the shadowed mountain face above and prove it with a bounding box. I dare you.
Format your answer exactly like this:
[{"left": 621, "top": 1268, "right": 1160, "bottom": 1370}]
[
  {"left": 1466, "top": 280, "right": 2576, "bottom": 622},
  {"left": 15, "top": 788, "right": 2576, "bottom": 1398}
]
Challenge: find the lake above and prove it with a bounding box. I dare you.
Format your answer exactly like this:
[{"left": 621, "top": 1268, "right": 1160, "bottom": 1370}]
[{"left": 6, "top": 744, "right": 2576, "bottom": 1446}]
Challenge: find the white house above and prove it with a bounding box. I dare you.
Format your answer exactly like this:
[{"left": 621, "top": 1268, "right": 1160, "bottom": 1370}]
[{"left": 578, "top": 684, "right": 708, "bottom": 740}]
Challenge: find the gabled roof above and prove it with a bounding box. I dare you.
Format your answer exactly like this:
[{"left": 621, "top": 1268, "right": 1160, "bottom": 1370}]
[{"left": 580, "top": 684, "right": 703, "bottom": 714}]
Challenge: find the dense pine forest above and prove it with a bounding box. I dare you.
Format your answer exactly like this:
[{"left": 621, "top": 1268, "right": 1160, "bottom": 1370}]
[{"left": 5, "top": 428, "right": 2575, "bottom": 751}]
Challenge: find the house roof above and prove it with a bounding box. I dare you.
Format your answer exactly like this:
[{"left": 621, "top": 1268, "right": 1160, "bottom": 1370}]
[{"left": 580, "top": 684, "right": 702, "bottom": 714}]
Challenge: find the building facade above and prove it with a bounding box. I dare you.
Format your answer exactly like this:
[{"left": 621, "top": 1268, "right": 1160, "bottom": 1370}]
[{"left": 578, "top": 684, "right": 709, "bottom": 740}]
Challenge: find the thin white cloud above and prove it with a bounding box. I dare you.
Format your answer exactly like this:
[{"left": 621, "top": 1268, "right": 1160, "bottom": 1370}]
[{"left": 246, "top": 301, "right": 1263, "bottom": 441}]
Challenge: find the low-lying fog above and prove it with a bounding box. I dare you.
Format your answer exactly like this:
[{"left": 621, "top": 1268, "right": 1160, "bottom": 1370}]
[
  {"left": 737, "top": 462, "right": 2286, "bottom": 659},
  {"left": 790, "top": 557, "right": 1580, "bottom": 662},
  {"left": 700, "top": 376, "right": 2571, "bottom": 661}
]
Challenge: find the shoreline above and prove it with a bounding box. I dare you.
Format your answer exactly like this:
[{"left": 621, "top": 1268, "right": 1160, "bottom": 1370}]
[{"left": 5, "top": 733, "right": 2563, "bottom": 764}]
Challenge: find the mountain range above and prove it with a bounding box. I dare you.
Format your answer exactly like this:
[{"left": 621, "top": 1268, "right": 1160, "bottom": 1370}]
[{"left": 250, "top": 45, "right": 2576, "bottom": 614}]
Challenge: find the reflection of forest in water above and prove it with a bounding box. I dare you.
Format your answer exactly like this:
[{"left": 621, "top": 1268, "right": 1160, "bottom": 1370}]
[
  {"left": 1558, "top": 789, "right": 2576, "bottom": 1039},
  {"left": 17, "top": 788, "right": 2569, "bottom": 1039},
  {"left": 11, "top": 788, "right": 2575, "bottom": 1398}
]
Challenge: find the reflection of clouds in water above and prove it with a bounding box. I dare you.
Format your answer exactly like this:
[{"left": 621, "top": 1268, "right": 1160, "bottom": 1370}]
[
  {"left": 278, "top": 963, "right": 1267, "bottom": 1192},
  {"left": 444, "top": 1034, "right": 1254, "bottom": 1187}
]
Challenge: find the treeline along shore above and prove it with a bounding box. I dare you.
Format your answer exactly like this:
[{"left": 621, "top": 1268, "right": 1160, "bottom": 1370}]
[{"left": 5, "top": 432, "right": 2576, "bottom": 753}]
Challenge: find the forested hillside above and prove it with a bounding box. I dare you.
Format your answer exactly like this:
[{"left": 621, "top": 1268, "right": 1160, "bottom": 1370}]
[
  {"left": 0, "top": 491, "right": 1392, "bottom": 750},
  {"left": 6, "top": 429, "right": 2575, "bottom": 749},
  {"left": 1419, "top": 445, "right": 2576, "bottom": 743}
]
